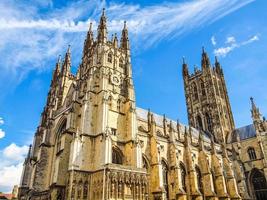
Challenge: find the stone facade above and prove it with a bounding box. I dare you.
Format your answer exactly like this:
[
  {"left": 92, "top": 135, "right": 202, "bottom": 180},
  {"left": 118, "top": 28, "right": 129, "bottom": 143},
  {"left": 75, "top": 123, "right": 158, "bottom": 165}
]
[{"left": 18, "top": 10, "right": 267, "bottom": 200}]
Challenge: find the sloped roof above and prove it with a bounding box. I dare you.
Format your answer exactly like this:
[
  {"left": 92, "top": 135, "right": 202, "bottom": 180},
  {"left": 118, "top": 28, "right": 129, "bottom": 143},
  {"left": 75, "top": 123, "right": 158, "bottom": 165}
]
[{"left": 234, "top": 124, "right": 256, "bottom": 141}]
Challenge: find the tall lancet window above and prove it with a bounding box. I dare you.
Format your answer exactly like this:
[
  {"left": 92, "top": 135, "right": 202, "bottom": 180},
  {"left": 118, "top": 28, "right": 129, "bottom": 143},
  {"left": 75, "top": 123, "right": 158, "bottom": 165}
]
[
  {"left": 119, "top": 58, "right": 124, "bottom": 68},
  {"left": 248, "top": 147, "right": 257, "bottom": 160},
  {"left": 56, "top": 119, "right": 66, "bottom": 154},
  {"left": 205, "top": 113, "right": 213, "bottom": 133},
  {"left": 112, "top": 147, "right": 123, "bottom": 164},
  {"left": 107, "top": 52, "right": 112, "bottom": 63},
  {"left": 196, "top": 115, "right": 203, "bottom": 131},
  {"left": 192, "top": 82, "right": 198, "bottom": 101}
]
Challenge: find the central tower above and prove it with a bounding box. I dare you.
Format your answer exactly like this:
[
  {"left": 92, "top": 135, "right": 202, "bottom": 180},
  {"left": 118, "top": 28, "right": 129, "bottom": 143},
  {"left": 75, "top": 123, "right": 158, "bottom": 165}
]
[{"left": 182, "top": 49, "right": 235, "bottom": 142}]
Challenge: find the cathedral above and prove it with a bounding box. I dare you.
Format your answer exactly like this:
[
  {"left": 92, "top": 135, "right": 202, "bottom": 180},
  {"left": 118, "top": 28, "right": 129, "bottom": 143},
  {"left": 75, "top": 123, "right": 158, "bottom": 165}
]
[{"left": 18, "top": 10, "right": 267, "bottom": 200}]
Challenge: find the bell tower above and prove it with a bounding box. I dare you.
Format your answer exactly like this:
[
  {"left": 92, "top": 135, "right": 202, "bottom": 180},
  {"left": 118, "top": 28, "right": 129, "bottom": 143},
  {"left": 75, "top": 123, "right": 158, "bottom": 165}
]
[
  {"left": 72, "top": 8, "right": 141, "bottom": 170},
  {"left": 182, "top": 48, "right": 235, "bottom": 142}
]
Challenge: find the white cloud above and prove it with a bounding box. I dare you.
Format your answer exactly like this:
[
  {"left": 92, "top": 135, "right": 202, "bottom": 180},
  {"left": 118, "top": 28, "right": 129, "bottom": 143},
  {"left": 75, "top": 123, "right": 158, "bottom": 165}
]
[
  {"left": 0, "top": 143, "right": 29, "bottom": 192},
  {"left": 214, "top": 35, "right": 259, "bottom": 57},
  {"left": 0, "top": 129, "right": 5, "bottom": 139},
  {"left": 211, "top": 36, "right": 216, "bottom": 46},
  {"left": 0, "top": 117, "right": 4, "bottom": 125},
  {"left": 3, "top": 143, "right": 28, "bottom": 161},
  {"left": 0, "top": 163, "right": 23, "bottom": 193},
  {"left": 226, "top": 36, "right": 236, "bottom": 44},
  {"left": 242, "top": 35, "right": 259, "bottom": 45}
]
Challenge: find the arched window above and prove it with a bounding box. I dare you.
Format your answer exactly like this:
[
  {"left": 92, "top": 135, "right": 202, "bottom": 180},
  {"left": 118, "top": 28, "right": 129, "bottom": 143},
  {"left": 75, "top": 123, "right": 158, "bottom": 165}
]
[
  {"left": 200, "top": 80, "right": 206, "bottom": 96},
  {"left": 162, "top": 160, "right": 169, "bottom": 197},
  {"left": 83, "top": 181, "right": 88, "bottom": 199},
  {"left": 180, "top": 163, "right": 187, "bottom": 192},
  {"left": 251, "top": 168, "right": 267, "bottom": 199},
  {"left": 192, "top": 82, "right": 198, "bottom": 101},
  {"left": 107, "top": 52, "right": 112, "bottom": 63},
  {"left": 248, "top": 147, "right": 257, "bottom": 160},
  {"left": 195, "top": 166, "right": 203, "bottom": 194},
  {"left": 56, "top": 119, "right": 67, "bottom": 153},
  {"left": 119, "top": 58, "right": 124, "bottom": 68},
  {"left": 112, "top": 147, "right": 123, "bottom": 164},
  {"left": 205, "top": 113, "right": 213, "bottom": 133},
  {"left": 196, "top": 115, "right": 203, "bottom": 131}
]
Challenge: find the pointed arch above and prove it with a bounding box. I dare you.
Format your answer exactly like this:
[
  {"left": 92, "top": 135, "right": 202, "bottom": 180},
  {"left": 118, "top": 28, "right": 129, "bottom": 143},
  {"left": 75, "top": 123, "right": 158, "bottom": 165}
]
[
  {"left": 112, "top": 146, "right": 123, "bottom": 164},
  {"left": 196, "top": 115, "right": 203, "bottom": 131},
  {"left": 119, "top": 57, "right": 124, "bottom": 68},
  {"left": 142, "top": 154, "right": 150, "bottom": 170},
  {"left": 249, "top": 168, "right": 267, "bottom": 199},
  {"left": 55, "top": 118, "right": 67, "bottom": 153}
]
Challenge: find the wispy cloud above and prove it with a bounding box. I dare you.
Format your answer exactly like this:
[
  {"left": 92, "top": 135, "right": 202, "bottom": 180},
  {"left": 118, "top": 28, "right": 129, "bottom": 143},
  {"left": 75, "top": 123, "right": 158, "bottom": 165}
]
[
  {"left": 214, "top": 35, "right": 259, "bottom": 57},
  {"left": 211, "top": 36, "right": 217, "bottom": 46},
  {"left": 226, "top": 36, "right": 236, "bottom": 44},
  {"left": 0, "top": 0, "right": 254, "bottom": 81}
]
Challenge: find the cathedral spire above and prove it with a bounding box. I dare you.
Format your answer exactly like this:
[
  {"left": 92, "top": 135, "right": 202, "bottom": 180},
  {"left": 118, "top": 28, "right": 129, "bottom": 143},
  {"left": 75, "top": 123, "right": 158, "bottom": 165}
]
[
  {"left": 201, "top": 47, "right": 211, "bottom": 69},
  {"left": 120, "top": 21, "right": 130, "bottom": 50},
  {"left": 62, "top": 45, "right": 71, "bottom": 76},
  {"left": 250, "top": 97, "right": 261, "bottom": 121},
  {"left": 97, "top": 8, "right": 107, "bottom": 43}
]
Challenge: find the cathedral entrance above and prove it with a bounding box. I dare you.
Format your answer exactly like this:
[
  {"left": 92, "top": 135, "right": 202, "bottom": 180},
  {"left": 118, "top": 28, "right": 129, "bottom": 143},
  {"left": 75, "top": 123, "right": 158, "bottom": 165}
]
[{"left": 250, "top": 169, "right": 267, "bottom": 200}]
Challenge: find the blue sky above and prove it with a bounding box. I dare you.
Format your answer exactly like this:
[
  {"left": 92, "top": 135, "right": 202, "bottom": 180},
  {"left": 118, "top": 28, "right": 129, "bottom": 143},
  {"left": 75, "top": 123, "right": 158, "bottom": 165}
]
[{"left": 0, "top": 0, "right": 266, "bottom": 192}]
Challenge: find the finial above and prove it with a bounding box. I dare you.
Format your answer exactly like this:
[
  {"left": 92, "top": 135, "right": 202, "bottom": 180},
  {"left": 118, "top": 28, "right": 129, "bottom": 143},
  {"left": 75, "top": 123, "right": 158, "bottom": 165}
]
[
  {"left": 89, "top": 22, "right": 93, "bottom": 31},
  {"left": 250, "top": 97, "right": 254, "bottom": 104},
  {"left": 102, "top": 8, "right": 105, "bottom": 16},
  {"left": 67, "top": 45, "right": 71, "bottom": 54},
  {"left": 124, "top": 21, "right": 127, "bottom": 29}
]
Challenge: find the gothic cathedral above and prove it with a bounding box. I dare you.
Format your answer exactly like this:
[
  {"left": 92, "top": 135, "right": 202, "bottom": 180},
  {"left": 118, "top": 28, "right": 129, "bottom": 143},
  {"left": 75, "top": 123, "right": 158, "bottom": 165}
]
[{"left": 18, "top": 10, "right": 267, "bottom": 200}]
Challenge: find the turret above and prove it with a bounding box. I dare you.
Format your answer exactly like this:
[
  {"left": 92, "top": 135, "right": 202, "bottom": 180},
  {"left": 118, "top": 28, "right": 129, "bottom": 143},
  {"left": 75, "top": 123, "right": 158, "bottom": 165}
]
[
  {"left": 182, "top": 57, "right": 189, "bottom": 78},
  {"left": 61, "top": 46, "right": 71, "bottom": 76},
  {"left": 113, "top": 33, "right": 118, "bottom": 48},
  {"left": 120, "top": 21, "right": 130, "bottom": 50},
  {"left": 51, "top": 55, "right": 61, "bottom": 85},
  {"left": 250, "top": 97, "right": 262, "bottom": 122},
  {"left": 201, "top": 47, "right": 211, "bottom": 69},
  {"left": 97, "top": 8, "right": 107, "bottom": 43},
  {"left": 83, "top": 22, "right": 94, "bottom": 56},
  {"left": 215, "top": 56, "right": 223, "bottom": 74}
]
